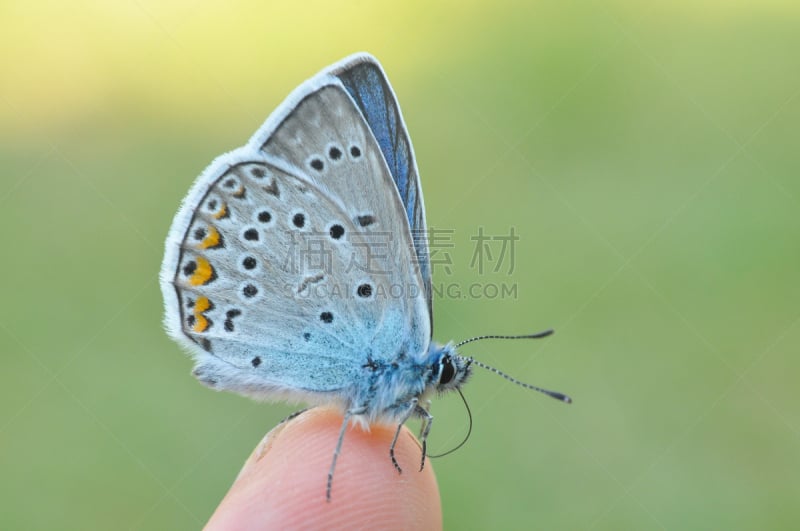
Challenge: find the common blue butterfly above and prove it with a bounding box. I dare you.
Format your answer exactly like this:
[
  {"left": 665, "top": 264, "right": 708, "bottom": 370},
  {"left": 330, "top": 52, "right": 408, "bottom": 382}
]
[{"left": 160, "top": 53, "right": 570, "bottom": 500}]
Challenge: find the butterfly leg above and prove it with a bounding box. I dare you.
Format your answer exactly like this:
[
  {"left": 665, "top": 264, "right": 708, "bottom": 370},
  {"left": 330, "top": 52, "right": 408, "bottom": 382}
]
[
  {"left": 389, "top": 397, "right": 419, "bottom": 474},
  {"left": 327, "top": 406, "right": 366, "bottom": 502},
  {"left": 416, "top": 404, "right": 434, "bottom": 472},
  {"left": 417, "top": 400, "right": 432, "bottom": 439}
]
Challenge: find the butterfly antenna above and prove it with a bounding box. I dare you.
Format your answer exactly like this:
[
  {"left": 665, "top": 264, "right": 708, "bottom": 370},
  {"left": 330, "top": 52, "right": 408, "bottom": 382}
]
[
  {"left": 427, "top": 387, "right": 473, "bottom": 459},
  {"left": 455, "top": 329, "right": 572, "bottom": 404},
  {"left": 461, "top": 357, "right": 572, "bottom": 403},
  {"left": 454, "top": 329, "right": 554, "bottom": 348}
]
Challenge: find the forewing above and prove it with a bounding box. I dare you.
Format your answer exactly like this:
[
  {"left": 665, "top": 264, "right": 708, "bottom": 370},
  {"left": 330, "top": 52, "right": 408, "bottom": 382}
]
[
  {"left": 254, "top": 80, "right": 430, "bottom": 355},
  {"left": 331, "top": 56, "right": 432, "bottom": 319}
]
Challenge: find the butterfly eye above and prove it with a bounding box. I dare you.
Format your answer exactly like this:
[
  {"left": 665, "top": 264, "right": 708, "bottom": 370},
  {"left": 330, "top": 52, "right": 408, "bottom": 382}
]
[{"left": 438, "top": 356, "right": 456, "bottom": 385}]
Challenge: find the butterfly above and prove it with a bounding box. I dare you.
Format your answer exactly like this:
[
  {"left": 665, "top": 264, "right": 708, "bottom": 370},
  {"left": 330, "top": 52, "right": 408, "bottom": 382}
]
[{"left": 160, "top": 53, "right": 570, "bottom": 500}]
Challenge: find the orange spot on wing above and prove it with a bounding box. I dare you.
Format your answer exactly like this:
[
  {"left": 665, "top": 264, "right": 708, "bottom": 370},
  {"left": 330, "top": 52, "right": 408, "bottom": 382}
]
[
  {"left": 195, "top": 296, "right": 211, "bottom": 312},
  {"left": 199, "top": 226, "right": 221, "bottom": 249},
  {"left": 213, "top": 203, "right": 228, "bottom": 219},
  {"left": 193, "top": 314, "right": 209, "bottom": 332},
  {"left": 192, "top": 296, "right": 212, "bottom": 332},
  {"left": 189, "top": 257, "right": 215, "bottom": 286}
]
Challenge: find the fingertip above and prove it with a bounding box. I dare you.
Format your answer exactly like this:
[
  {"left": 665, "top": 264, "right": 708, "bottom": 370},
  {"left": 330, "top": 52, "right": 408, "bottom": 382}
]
[{"left": 207, "top": 407, "right": 442, "bottom": 530}]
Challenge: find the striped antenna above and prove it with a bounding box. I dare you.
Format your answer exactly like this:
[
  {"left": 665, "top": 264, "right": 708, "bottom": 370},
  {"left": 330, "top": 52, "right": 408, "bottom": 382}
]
[
  {"left": 455, "top": 329, "right": 554, "bottom": 348},
  {"left": 460, "top": 357, "right": 572, "bottom": 403},
  {"left": 455, "top": 328, "right": 572, "bottom": 404}
]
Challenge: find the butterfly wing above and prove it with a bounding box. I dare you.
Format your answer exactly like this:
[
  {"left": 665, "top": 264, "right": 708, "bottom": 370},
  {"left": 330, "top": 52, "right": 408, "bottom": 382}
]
[
  {"left": 330, "top": 55, "right": 432, "bottom": 321},
  {"left": 161, "top": 63, "right": 430, "bottom": 405}
]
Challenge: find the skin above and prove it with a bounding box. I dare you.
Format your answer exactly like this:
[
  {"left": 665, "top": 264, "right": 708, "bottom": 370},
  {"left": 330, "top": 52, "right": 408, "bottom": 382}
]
[{"left": 206, "top": 407, "right": 443, "bottom": 530}]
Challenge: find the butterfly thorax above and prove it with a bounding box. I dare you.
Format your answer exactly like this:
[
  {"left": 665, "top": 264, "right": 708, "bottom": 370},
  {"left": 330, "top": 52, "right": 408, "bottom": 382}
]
[{"left": 351, "top": 342, "right": 472, "bottom": 425}]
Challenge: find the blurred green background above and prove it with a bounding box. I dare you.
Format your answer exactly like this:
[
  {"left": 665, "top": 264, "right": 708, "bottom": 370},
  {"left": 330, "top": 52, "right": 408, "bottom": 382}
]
[{"left": 2, "top": 1, "right": 798, "bottom": 529}]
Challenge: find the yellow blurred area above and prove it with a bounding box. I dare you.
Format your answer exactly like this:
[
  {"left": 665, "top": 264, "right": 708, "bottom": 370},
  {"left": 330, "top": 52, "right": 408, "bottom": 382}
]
[
  {"left": 3, "top": 0, "right": 799, "bottom": 134},
  {"left": 1, "top": 1, "right": 489, "bottom": 134}
]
